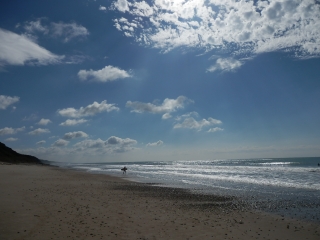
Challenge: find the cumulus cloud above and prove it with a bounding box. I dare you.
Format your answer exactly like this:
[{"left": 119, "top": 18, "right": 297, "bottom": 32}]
[
  {"left": 162, "top": 113, "right": 172, "bottom": 119},
  {"left": 64, "top": 54, "right": 88, "bottom": 64},
  {"left": 51, "top": 22, "right": 89, "bottom": 42},
  {"left": 74, "top": 138, "right": 106, "bottom": 149},
  {"left": 174, "top": 116, "right": 222, "bottom": 131},
  {"left": 146, "top": 140, "right": 163, "bottom": 147},
  {"left": 59, "top": 119, "right": 88, "bottom": 126},
  {"left": 111, "top": 0, "right": 320, "bottom": 69},
  {"left": 0, "top": 28, "right": 63, "bottom": 67},
  {"left": 106, "top": 136, "right": 137, "bottom": 146},
  {"left": 99, "top": 5, "right": 107, "bottom": 11},
  {"left": 58, "top": 100, "right": 119, "bottom": 118},
  {"left": 207, "top": 58, "right": 242, "bottom": 73},
  {"left": 17, "top": 19, "right": 89, "bottom": 43},
  {"left": 22, "top": 114, "right": 38, "bottom": 121},
  {"left": 112, "top": 0, "right": 130, "bottom": 12},
  {"left": 36, "top": 140, "right": 46, "bottom": 145},
  {"left": 0, "top": 95, "right": 19, "bottom": 110},
  {"left": 126, "top": 96, "right": 192, "bottom": 115},
  {"left": 28, "top": 128, "right": 50, "bottom": 135},
  {"left": 15, "top": 19, "right": 88, "bottom": 64},
  {"left": 0, "top": 126, "right": 25, "bottom": 135},
  {"left": 175, "top": 111, "right": 199, "bottom": 121},
  {"left": 5, "top": 137, "right": 18, "bottom": 142},
  {"left": 22, "top": 19, "right": 48, "bottom": 35},
  {"left": 78, "top": 65, "right": 131, "bottom": 82},
  {"left": 52, "top": 139, "right": 69, "bottom": 147},
  {"left": 37, "top": 118, "right": 52, "bottom": 125},
  {"left": 63, "top": 131, "right": 88, "bottom": 140},
  {"left": 74, "top": 136, "right": 137, "bottom": 153},
  {"left": 207, "top": 127, "right": 224, "bottom": 133},
  {"left": 113, "top": 17, "right": 139, "bottom": 33}
]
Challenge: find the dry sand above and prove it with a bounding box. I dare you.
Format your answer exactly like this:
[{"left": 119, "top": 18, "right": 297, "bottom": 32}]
[{"left": 0, "top": 163, "right": 319, "bottom": 240}]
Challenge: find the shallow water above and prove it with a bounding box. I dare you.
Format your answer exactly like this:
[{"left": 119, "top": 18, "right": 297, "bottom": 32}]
[{"left": 52, "top": 157, "right": 320, "bottom": 222}]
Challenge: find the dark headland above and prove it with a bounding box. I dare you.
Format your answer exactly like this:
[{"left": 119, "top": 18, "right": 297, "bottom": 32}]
[{"left": 0, "top": 142, "right": 42, "bottom": 164}]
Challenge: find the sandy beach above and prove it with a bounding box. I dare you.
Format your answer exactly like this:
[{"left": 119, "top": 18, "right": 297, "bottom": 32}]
[{"left": 1, "top": 163, "right": 319, "bottom": 240}]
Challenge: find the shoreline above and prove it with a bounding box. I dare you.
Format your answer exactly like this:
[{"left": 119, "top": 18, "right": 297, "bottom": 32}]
[
  {"left": 57, "top": 162, "right": 320, "bottom": 224},
  {"left": 1, "top": 164, "right": 319, "bottom": 239}
]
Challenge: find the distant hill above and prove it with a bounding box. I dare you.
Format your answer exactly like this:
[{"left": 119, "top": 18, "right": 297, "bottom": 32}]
[{"left": 0, "top": 142, "right": 42, "bottom": 164}]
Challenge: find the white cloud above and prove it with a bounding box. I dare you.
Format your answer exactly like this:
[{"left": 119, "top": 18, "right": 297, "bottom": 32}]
[
  {"left": 5, "top": 137, "right": 18, "bottom": 142},
  {"left": 36, "top": 140, "right": 46, "bottom": 145},
  {"left": 52, "top": 139, "right": 69, "bottom": 147},
  {"left": 37, "top": 118, "right": 52, "bottom": 125},
  {"left": 174, "top": 117, "right": 222, "bottom": 131},
  {"left": 207, "top": 58, "right": 242, "bottom": 72},
  {"left": 64, "top": 54, "right": 88, "bottom": 64},
  {"left": 23, "top": 19, "right": 48, "bottom": 35},
  {"left": 162, "top": 113, "right": 172, "bottom": 119},
  {"left": 59, "top": 119, "right": 88, "bottom": 126},
  {"left": 0, "top": 28, "right": 63, "bottom": 67},
  {"left": 99, "top": 5, "right": 107, "bottom": 11},
  {"left": 126, "top": 96, "right": 192, "bottom": 114},
  {"left": 106, "top": 136, "right": 137, "bottom": 146},
  {"left": 146, "top": 140, "right": 163, "bottom": 147},
  {"left": 111, "top": 0, "right": 320, "bottom": 67},
  {"left": 58, "top": 100, "right": 119, "bottom": 118},
  {"left": 0, "top": 95, "right": 19, "bottom": 110},
  {"left": 175, "top": 111, "right": 199, "bottom": 121},
  {"left": 113, "top": 17, "right": 139, "bottom": 34},
  {"left": 112, "top": 0, "right": 130, "bottom": 12},
  {"left": 207, "top": 127, "right": 224, "bottom": 133},
  {"left": 51, "top": 22, "right": 89, "bottom": 42},
  {"left": 74, "top": 136, "right": 137, "bottom": 153},
  {"left": 74, "top": 138, "right": 106, "bottom": 149},
  {"left": 19, "top": 19, "right": 89, "bottom": 48},
  {"left": 22, "top": 114, "right": 38, "bottom": 121},
  {"left": 0, "top": 126, "right": 25, "bottom": 135},
  {"left": 21, "top": 19, "right": 89, "bottom": 42},
  {"left": 78, "top": 65, "right": 131, "bottom": 82},
  {"left": 112, "top": 17, "right": 141, "bottom": 38},
  {"left": 131, "top": 1, "right": 153, "bottom": 17},
  {"left": 63, "top": 131, "right": 88, "bottom": 140},
  {"left": 28, "top": 128, "right": 50, "bottom": 135}
]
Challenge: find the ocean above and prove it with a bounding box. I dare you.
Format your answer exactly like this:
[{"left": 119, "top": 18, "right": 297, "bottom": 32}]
[{"left": 52, "top": 157, "right": 320, "bottom": 222}]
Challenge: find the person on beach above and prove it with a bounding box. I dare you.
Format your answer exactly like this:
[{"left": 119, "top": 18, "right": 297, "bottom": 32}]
[{"left": 121, "top": 166, "right": 127, "bottom": 174}]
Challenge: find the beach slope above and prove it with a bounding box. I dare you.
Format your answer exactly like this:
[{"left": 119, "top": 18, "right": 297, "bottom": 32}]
[{"left": 0, "top": 164, "right": 319, "bottom": 240}]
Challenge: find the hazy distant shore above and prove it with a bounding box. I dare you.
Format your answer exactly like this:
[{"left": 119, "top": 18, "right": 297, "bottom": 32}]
[{"left": 1, "top": 164, "right": 319, "bottom": 240}]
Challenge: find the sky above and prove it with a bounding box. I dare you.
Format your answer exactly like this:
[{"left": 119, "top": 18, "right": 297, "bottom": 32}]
[{"left": 0, "top": 0, "right": 320, "bottom": 162}]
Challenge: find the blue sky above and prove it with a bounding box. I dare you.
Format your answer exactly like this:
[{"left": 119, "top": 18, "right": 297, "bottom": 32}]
[{"left": 1, "top": 0, "right": 320, "bottom": 162}]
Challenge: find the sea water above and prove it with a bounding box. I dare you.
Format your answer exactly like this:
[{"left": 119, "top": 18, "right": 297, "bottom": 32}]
[{"left": 52, "top": 157, "right": 320, "bottom": 222}]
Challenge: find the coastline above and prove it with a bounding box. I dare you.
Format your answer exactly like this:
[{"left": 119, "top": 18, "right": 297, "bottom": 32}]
[{"left": 1, "top": 164, "right": 319, "bottom": 240}]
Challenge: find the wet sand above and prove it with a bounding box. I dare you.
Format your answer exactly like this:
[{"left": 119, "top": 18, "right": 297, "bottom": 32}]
[{"left": 1, "top": 163, "right": 319, "bottom": 240}]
